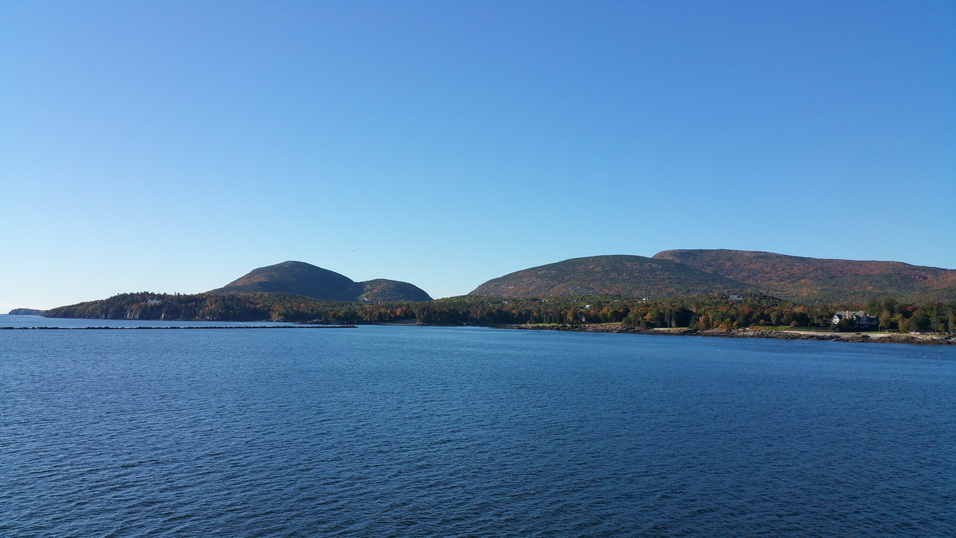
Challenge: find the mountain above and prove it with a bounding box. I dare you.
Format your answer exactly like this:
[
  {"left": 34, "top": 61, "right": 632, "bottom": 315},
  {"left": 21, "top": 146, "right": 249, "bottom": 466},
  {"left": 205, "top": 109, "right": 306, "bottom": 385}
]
[
  {"left": 209, "top": 261, "right": 432, "bottom": 302},
  {"left": 211, "top": 261, "right": 358, "bottom": 300},
  {"left": 469, "top": 255, "right": 755, "bottom": 298},
  {"left": 360, "top": 279, "right": 432, "bottom": 302},
  {"left": 652, "top": 249, "right": 956, "bottom": 303}
]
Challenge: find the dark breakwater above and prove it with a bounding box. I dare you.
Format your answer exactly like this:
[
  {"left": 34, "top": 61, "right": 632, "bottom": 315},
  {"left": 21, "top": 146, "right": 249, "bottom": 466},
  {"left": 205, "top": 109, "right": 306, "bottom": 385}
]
[{"left": 1, "top": 325, "right": 356, "bottom": 330}]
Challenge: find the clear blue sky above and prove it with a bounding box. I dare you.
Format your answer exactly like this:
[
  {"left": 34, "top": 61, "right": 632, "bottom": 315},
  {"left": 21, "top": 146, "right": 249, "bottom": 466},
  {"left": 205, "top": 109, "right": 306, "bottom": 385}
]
[{"left": 2, "top": 1, "right": 954, "bottom": 311}]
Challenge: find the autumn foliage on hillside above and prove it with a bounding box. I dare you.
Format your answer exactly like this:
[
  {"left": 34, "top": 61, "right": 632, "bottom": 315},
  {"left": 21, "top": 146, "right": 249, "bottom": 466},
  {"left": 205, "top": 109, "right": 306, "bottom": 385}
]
[
  {"left": 653, "top": 249, "right": 956, "bottom": 303},
  {"left": 470, "top": 255, "right": 755, "bottom": 298}
]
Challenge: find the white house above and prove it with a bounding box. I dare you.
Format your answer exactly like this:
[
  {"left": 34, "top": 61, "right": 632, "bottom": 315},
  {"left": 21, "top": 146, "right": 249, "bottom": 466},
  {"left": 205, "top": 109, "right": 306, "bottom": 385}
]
[{"left": 831, "top": 311, "right": 879, "bottom": 328}]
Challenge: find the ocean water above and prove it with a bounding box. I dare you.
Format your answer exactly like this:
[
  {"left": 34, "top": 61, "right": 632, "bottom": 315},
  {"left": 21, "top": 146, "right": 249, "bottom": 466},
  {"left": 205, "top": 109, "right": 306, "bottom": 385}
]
[{"left": 2, "top": 316, "right": 954, "bottom": 536}]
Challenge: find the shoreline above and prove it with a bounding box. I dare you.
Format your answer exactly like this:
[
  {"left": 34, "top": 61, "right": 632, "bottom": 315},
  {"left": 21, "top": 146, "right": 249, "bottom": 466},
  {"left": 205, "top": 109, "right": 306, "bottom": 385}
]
[
  {"left": 10, "top": 317, "right": 954, "bottom": 345},
  {"left": 494, "top": 323, "right": 956, "bottom": 345}
]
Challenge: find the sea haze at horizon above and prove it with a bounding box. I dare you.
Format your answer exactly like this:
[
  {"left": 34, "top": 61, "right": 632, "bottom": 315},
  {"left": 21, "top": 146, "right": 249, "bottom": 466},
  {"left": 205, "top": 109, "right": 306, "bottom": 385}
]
[{"left": 2, "top": 319, "right": 954, "bottom": 535}]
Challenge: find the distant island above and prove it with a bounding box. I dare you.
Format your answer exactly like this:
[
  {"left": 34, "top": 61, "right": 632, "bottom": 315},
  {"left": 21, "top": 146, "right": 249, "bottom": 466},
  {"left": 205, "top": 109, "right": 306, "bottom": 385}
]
[{"left": 8, "top": 308, "right": 45, "bottom": 316}]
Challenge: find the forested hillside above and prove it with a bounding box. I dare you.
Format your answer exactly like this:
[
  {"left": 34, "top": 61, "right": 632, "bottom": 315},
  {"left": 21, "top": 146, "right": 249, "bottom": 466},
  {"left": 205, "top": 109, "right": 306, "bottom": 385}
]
[
  {"left": 469, "top": 255, "right": 754, "bottom": 298},
  {"left": 35, "top": 250, "right": 956, "bottom": 334},
  {"left": 653, "top": 249, "right": 956, "bottom": 303},
  {"left": 209, "top": 261, "right": 432, "bottom": 302},
  {"left": 42, "top": 292, "right": 421, "bottom": 323},
  {"left": 41, "top": 292, "right": 956, "bottom": 333}
]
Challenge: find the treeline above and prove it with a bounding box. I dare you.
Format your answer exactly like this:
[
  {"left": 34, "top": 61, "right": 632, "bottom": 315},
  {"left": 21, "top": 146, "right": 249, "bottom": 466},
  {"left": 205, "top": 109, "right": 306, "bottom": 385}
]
[
  {"left": 42, "top": 292, "right": 422, "bottom": 323},
  {"left": 421, "top": 295, "right": 956, "bottom": 332},
  {"left": 42, "top": 292, "right": 956, "bottom": 333}
]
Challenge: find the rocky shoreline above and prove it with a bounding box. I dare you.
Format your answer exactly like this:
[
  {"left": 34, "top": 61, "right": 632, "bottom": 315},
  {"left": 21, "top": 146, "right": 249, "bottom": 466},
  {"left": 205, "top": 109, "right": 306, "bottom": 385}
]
[{"left": 500, "top": 323, "right": 956, "bottom": 345}]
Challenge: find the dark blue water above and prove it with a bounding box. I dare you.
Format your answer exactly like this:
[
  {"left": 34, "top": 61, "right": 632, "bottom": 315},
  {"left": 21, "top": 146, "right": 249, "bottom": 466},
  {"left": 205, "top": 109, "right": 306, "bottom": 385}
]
[{"left": 2, "top": 316, "right": 955, "bottom": 536}]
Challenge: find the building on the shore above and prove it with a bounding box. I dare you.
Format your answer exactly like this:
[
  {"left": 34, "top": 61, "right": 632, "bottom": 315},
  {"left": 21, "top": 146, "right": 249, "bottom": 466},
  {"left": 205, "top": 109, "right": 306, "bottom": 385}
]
[{"left": 831, "top": 310, "right": 879, "bottom": 329}]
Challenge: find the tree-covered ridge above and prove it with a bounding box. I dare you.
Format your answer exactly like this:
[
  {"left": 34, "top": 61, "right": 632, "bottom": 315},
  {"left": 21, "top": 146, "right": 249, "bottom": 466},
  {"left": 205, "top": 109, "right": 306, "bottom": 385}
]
[
  {"left": 210, "top": 261, "right": 357, "bottom": 300},
  {"left": 42, "top": 291, "right": 956, "bottom": 333},
  {"left": 469, "top": 255, "right": 755, "bottom": 298},
  {"left": 420, "top": 295, "right": 954, "bottom": 333},
  {"left": 361, "top": 279, "right": 432, "bottom": 302},
  {"left": 208, "top": 260, "right": 432, "bottom": 302},
  {"left": 42, "top": 292, "right": 422, "bottom": 323},
  {"left": 653, "top": 249, "right": 956, "bottom": 303},
  {"left": 7, "top": 308, "right": 44, "bottom": 315}
]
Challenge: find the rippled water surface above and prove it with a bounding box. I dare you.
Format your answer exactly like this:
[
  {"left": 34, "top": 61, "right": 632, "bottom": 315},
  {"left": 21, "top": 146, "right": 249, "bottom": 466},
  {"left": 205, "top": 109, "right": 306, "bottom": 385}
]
[{"left": 3, "top": 316, "right": 955, "bottom": 536}]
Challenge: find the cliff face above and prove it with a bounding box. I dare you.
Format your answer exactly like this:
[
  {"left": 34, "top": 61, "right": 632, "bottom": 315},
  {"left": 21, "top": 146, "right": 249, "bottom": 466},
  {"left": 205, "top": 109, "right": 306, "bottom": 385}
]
[{"left": 210, "top": 261, "right": 432, "bottom": 302}]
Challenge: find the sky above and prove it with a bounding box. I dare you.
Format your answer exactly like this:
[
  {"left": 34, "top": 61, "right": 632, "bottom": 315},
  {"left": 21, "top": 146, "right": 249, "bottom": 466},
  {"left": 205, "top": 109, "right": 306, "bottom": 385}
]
[{"left": 1, "top": 0, "right": 954, "bottom": 312}]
